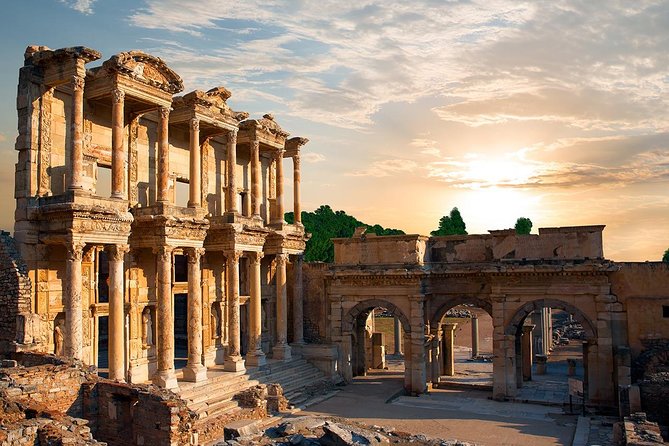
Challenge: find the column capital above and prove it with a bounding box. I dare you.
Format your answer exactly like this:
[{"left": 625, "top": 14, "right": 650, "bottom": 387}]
[
  {"left": 522, "top": 324, "right": 536, "bottom": 333},
  {"left": 152, "top": 245, "right": 174, "bottom": 261},
  {"left": 106, "top": 244, "right": 130, "bottom": 261},
  {"left": 273, "top": 148, "right": 285, "bottom": 161},
  {"left": 247, "top": 251, "right": 264, "bottom": 265},
  {"left": 189, "top": 117, "right": 199, "bottom": 131},
  {"left": 111, "top": 88, "right": 125, "bottom": 104},
  {"left": 72, "top": 75, "right": 85, "bottom": 91},
  {"left": 228, "top": 128, "right": 238, "bottom": 143},
  {"left": 224, "top": 250, "right": 243, "bottom": 263},
  {"left": 66, "top": 241, "right": 86, "bottom": 261},
  {"left": 275, "top": 252, "right": 289, "bottom": 264},
  {"left": 185, "top": 247, "right": 205, "bottom": 263},
  {"left": 159, "top": 106, "right": 171, "bottom": 119},
  {"left": 293, "top": 153, "right": 301, "bottom": 166}
]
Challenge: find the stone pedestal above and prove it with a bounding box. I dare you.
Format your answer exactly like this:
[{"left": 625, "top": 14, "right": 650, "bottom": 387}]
[
  {"left": 522, "top": 324, "right": 535, "bottom": 382},
  {"left": 535, "top": 354, "right": 548, "bottom": 375},
  {"left": 371, "top": 332, "right": 385, "bottom": 369},
  {"left": 183, "top": 248, "right": 207, "bottom": 382},
  {"left": 442, "top": 323, "right": 457, "bottom": 376},
  {"left": 245, "top": 252, "right": 265, "bottom": 367},
  {"left": 471, "top": 315, "right": 479, "bottom": 358},
  {"left": 273, "top": 254, "right": 291, "bottom": 360},
  {"left": 225, "top": 251, "right": 245, "bottom": 372},
  {"left": 107, "top": 245, "right": 128, "bottom": 381},
  {"left": 154, "top": 246, "right": 178, "bottom": 389}
]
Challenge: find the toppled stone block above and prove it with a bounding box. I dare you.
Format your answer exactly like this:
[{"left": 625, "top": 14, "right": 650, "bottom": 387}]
[
  {"left": 320, "top": 421, "right": 389, "bottom": 446},
  {"left": 224, "top": 419, "right": 262, "bottom": 440}
]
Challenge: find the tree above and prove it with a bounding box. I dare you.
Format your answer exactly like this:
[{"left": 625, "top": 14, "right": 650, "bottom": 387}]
[
  {"left": 515, "top": 217, "right": 533, "bottom": 235},
  {"left": 663, "top": 248, "right": 669, "bottom": 263},
  {"left": 431, "top": 207, "right": 467, "bottom": 236}
]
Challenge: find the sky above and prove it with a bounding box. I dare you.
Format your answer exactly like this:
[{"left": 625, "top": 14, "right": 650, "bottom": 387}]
[{"left": 0, "top": 0, "right": 668, "bottom": 261}]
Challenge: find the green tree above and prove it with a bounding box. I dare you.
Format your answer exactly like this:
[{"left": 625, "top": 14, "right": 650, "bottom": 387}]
[
  {"left": 430, "top": 207, "right": 467, "bottom": 236},
  {"left": 663, "top": 248, "right": 669, "bottom": 263},
  {"left": 515, "top": 217, "right": 533, "bottom": 235},
  {"left": 285, "top": 205, "right": 405, "bottom": 262}
]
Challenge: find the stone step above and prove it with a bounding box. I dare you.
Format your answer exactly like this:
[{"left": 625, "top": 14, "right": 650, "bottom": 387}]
[
  {"left": 280, "top": 371, "right": 326, "bottom": 395},
  {"left": 251, "top": 362, "right": 314, "bottom": 383},
  {"left": 180, "top": 373, "right": 253, "bottom": 401},
  {"left": 187, "top": 378, "right": 261, "bottom": 406},
  {"left": 194, "top": 399, "right": 240, "bottom": 419}
]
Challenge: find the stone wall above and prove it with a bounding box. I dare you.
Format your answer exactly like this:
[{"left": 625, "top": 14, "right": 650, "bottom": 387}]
[
  {"left": 303, "top": 263, "right": 328, "bottom": 343},
  {"left": 0, "top": 232, "right": 35, "bottom": 353}
]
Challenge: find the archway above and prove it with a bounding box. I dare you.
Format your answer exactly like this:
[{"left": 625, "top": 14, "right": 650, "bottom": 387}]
[
  {"left": 505, "top": 298, "right": 597, "bottom": 406},
  {"left": 342, "top": 299, "right": 412, "bottom": 392}
]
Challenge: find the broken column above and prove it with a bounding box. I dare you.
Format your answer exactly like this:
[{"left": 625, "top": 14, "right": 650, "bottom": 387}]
[
  {"left": 442, "top": 322, "right": 457, "bottom": 376},
  {"left": 522, "top": 324, "right": 535, "bottom": 381}
]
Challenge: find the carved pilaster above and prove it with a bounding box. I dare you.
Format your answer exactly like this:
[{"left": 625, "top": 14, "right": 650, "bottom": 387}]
[
  {"left": 201, "top": 138, "right": 210, "bottom": 208},
  {"left": 38, "top": 87, "right": 53, "bottom": 197},
  {"left": 128, "top": 116, "right": 139, "bottom": 205}
]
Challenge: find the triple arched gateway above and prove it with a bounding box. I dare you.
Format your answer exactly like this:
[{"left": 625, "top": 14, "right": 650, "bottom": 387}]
[{"left": 302, "top": 227, "right": 669, "bottom": 411}]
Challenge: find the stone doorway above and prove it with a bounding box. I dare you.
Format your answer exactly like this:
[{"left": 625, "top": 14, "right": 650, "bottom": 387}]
[
  {"left": 97, "top": 315, "right": 109, "bottom": 377},
  {"left": 351, "top": 307, "right": 401, "bottom": 377},
  {"left": 173, "top": 293, "right": 188, "bottom": 370},
  {"left": 240, "top": 301, "right": 249, "bottom": 356}
]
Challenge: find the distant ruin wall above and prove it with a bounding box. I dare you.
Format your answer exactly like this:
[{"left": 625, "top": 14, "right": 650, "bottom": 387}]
[
  {"left": 0, "top": 232, "right": 34, "bottom": 353},
  {"left": 303, "top": 262, "right": 329, "bottom": 343}
]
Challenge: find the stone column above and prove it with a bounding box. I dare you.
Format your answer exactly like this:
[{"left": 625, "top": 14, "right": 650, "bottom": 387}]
[
  {"left": 522, "top": 324, "right": 535, "bottom": 381},
  {"left": 111, "top": 87, "right": 126, "bottom": 199},
  {"left": 64, "top": 241, "right": 85, "bottom": 359},
  {"left": 272, "top": 150, "right": 285, "bottom": 224},
  {"left": 409, "top": 295, "right": 427, "bottom": 395},
  {"left": 292, "top": 255, "right": 304, "bottom": 345},
  {"left": 107, "top": 244, "right": 128, "bottom": 381},
  {"left": 188, "top": 118, "right": 201, "bottom": 208},
  {"left": 224, "top": 250, "right": 245, "bottom": 371},
  {"left": 431, "top": 334, "right": 441, "bottom": 386},
  {"left": 442, "top": 323, "right": 457, "bottom": 376},
  {"left": 293, "top": 154, "right": 301, "bottom": 224},
  {"left": 471, "top": 315, "right": 479, "bottom": 358},
  {"left": 394, "top": 316, "right": 402, "bottom": 355},
  {"left": 273, "top": 253, "right": 291, "bottom": 360},
  {"left": 250, "top": 139, "right": 261, "bottom": 218},
  {"left": 68, "top": 75, "right": 85, "bottom": 190},
  {"left": 157, "top": 107, "right": 171, "bottom": 203},
  {"left": 226, "top": 130, "right": 238, "bottom": 214},
  {"left": 153, "top": 246, "right": 178, "bottom": 389},
  {"left": 246, "top": 251, "right": 265, "bottom": 366},
  {"left": 184, "top": 248, "right": 207, "bottom": 382}
]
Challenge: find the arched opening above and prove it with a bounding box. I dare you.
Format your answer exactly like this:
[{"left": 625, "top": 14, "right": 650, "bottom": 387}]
[
  {"left": 505, "top": 299, "right": 597, "bottom": 406},
  {"left": 342, "top": 299, "right": 411, "bottom": 392},
  {"left": 430, "top": 298, "right": 494, "bottom": 394}
]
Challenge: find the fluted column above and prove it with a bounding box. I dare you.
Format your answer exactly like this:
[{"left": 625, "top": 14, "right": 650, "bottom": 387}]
[
  {"left": 111, "top": 88, "right": 126, "bottom": 199},
  {"left": 157, "top": 107, "right": 171, "bottom": 203},
  {"left": 224, "top": 250, "right": 245, "bottom": 371},
  {"left": 246, "top": 251, "right": 266, "bottom": 366},
  {"left": 273, "top": 253, "right": 291, "bottom": 360},
  {"left": 107, "top": 244, "right": 128, "bottom": 380},
  {"left": 226, "top": 130, "right": 238, "bottom": 214},
  {"left": 272, "top": 150, "right": 285, "bottom": 224},
  {"left": 184, "top": 247, "right": 207, "bottom": 382},
  {"left": 471, "top": 315, "right": 479, "bottom": 358},
  {"left": 64, "top": 241, "right": 85, "bottom": 359},
  {"left": 292, "top": 254, "right": 304, "bottom": 345},
  {"left": 293, "top": 154, "right": 301, "bottom": 224},
  {"left": 153, "top": 246, "right": 178, "bottom": 389},
  {"left": 188, "top": 118, "right": 201, "bottom": 208},
  {"left": 250, "top": 139, "right": 261, "bottom": 218},
  {"left": 69, "top": 75, "right": 85, "bottom": 190}
]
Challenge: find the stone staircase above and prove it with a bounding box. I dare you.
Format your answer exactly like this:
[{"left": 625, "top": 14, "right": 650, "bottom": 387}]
[{"left": 177, "top": 358, "right": 333, "bottom": 422}]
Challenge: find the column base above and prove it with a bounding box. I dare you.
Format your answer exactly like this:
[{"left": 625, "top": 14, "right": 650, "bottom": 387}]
[
  {"left": 224, "top": 355, "right": 246, "bottom": 372},
  {"left": 153, "top": 370, "right": 179, "bottom": 390},
  {"left": 183, "top": 363, "right": 208, "bottom": 382},
  {"left": 245, "top": 350, "right": 266, "bottom": 367},
  {"left": 273, "top": 343, "right": 292, "bottom": 361}
]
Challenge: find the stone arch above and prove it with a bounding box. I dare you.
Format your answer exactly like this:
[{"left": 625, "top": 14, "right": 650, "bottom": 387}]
[
  {"left": 342, "top": 298, "right": 411, "bottom": 335},
  {"left": 504, "top": 298, "right": 597, "bottom": 341},
  {"left": 429, "top": 296, "right": 493, "bottom": 330}
]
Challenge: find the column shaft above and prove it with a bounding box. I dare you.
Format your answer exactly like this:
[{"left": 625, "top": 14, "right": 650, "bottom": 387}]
[
  {"left": 226, "top": 130, "right": 238, "bottom": 214},
  {"left": 273, "top": 150, "right": 285, "bottom": 224},
  {"left": 157, "top": 107, "right": 170, "bottom": 203},
  {"left": 111, "top": 88, "right": 126, "bottom": 199},
  {"left": 188, "top": 118, "right": 201, "bottom": 207},
  {"left": 64, "top": 242, "right": 84, "bottom": 359},
  {"left": 293, "top": 155, "right": 301, "bottom": 224},
  {"left": 471, "top": 316, "right": 479, "bottom": 358},
  {"left": 522, "top": 324, "right": 535, "bottom": 381},
  {"left": 292, "top": 255, "right": 304, "bottom": 345},
  {"left": 184, "top": 248, "right": 206, "bottom": 382},
  {"left": 272, "top": 253, "right": 291, "bottom": 360},
  {"left": 107, "top": 245, "right": 128, "bottom": 380},
  {"left": 246, "top": 252, "right": 265, "bottom": 366},
  {"left": 394, "top": 316, "right": 402, "bottom": 355},
  {"left": 250, "top": 140, "right": 261, "bottom": 218},
  {"left": 224, "top": 251, "right": 245, "bottom": 371},
  {"left": 69, "top": 76, "right": 85, "bottom": 190},
  {"left": 154, "top": 246, "right": 178, "bottom": 389},
  {"left": 442, "top": 323, "right": 457, "bottom": 376}
]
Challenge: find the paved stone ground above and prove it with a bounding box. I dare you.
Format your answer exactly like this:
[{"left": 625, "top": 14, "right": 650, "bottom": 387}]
[{"left": 300, "top": 369, "right": 577, "bottom": 446}]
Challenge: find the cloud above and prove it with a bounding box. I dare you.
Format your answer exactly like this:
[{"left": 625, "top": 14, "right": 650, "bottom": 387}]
[
  {"left": 0, "top": 133, "right": 6, "bottom": 143},
  {"left": 302, "top": 152, "right": 326, "bottom": 163},
  {"left": 347, "top": 159, "right": 418, "bottom": 177},
  {"left": 60, "top": 0, "right": 96, "bottom": 14}
]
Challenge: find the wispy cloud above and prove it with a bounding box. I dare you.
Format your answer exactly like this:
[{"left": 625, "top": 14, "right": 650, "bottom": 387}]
[
  {"left": 347, "top": 159, "right": 418, "bottom": 177},
  {"left": 60, "top": 0, "right": 96, "bottom": 15},
  {"left": 302, "top": 152, "right": 326, "bottom": 163}
]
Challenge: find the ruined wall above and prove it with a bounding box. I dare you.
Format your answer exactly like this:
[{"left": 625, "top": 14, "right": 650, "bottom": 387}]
[
  {"left": 0, "top": 232, "right": 34, "bottom": 353},
  {"left": 333, "top": 234, "right": 428, "bottom": 265},
  {"left": 303, "top": 262, "right": 329, "bottom": 343}
]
